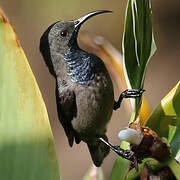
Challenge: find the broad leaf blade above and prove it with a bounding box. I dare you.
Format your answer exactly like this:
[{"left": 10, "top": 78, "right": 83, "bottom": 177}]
[
  {"left": 168, "top": 160, "right": 180, "bottom": 180},
  {"left": 123, "top": 0, "right": 156, "bottom": 119},
  {"left": 0, "top": 8, "right": 60, "bottom": 179},
  {"left": 145, "top": 81, "right": 180, "bottom": 179},
  {"left": 146, "top": 81, "right": 180, "bottom": 160}
]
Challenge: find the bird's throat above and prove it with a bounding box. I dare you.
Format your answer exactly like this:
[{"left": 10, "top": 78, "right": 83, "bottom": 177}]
[{"left": 64, "top": 48, "right": 95, "bottom": 84}]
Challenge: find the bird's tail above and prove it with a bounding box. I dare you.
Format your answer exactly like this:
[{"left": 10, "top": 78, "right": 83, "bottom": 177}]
[{"left": 87, "top": 135, "right": 110, "bottom": 167}]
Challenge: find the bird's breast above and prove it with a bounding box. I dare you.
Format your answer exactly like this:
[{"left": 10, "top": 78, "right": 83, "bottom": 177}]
[{"left": 71, "top": 71, "right": 114, "bottom": 137}]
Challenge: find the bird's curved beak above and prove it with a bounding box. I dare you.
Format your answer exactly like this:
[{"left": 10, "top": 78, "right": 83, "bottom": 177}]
[{"left": 74, "top": 10, "right": 112, "bottom": 31}]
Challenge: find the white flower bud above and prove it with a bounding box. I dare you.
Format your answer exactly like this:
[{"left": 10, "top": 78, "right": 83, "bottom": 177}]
[{"left": 118, "top": 128, "right": 143, "bottom": 145}]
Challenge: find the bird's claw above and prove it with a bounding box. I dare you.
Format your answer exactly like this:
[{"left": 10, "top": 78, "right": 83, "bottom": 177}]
[
  {"left": 112, "top": 145, "right": 140, "bottom": 172},
  {"left": 113, "top": 146, "right": 134, "bottom": 160},
  {"left": 114, "top": 89, "right": 145, "bottom": 110},
  {"left": 98, "top": 137, "right": 140, "bottom": 171},
  {"left": 121, "top": 89, "right": 145, "bottom": 98},
  {"left": 129, "top": 156, "right": 139, "bottom": 172}
]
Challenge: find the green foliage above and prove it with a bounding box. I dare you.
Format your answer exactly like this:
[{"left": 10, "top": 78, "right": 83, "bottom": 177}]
[
  {"left": 110, "top": 82, "right": 180, "bottom": 179},
  {"left": 110, "top": 0, "right": 180, "bottom": 179},
  {"left": 146, "top": 81, "right": 180, "bottom": 179},
  {"left": 122, "top": 0, "right": 156, "bottom": 119},
  {"left": 0, "top": 8, "right": 60, "bottom": 180},
  {"left": 111, "top": 0, "right": 156, "bottom": 178}
]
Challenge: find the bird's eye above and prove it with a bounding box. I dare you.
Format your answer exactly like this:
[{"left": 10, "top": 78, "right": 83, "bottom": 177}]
[{"left": 60, "top": 30, "right": 68, "bottom": 37}]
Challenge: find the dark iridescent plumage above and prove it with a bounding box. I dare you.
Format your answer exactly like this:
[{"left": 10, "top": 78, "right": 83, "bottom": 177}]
[{"left": 65, "top": 48, "right": 105, "bottom": 84}]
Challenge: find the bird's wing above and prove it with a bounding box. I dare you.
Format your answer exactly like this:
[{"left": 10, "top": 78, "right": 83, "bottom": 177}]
[{"left": 55, "top": 82, "right": 80, "bottom": 147}]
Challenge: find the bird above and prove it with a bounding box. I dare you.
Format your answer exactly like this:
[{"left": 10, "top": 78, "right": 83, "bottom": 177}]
[{"left": 39, "top": 10, "right": 144, "bottom": 167}]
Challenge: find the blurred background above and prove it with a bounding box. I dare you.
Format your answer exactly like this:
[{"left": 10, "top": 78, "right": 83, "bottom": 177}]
[{"left": 0, "top": 0, "right": 180, "bottom": 179}]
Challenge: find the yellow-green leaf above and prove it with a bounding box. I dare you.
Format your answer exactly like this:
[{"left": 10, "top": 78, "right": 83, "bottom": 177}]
[
  {"left": 146, "top": 81, "right": 180, "bottom": 179},
  {"left": 0, "top": 7, "right": 60, "bottom": 179},
  {"left": 146, "top": 81, "right": 180, "bottom": 158}
]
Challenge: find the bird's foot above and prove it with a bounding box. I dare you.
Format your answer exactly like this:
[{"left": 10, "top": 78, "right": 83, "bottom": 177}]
[
  {"left": 121, "top": 89, "right": 145, "bottom": 98},
  {"left": 114, "top": 89, "right": 145, "bottom": 110},
  {"left": 99, "top": 137, "right": 139, "bottom": 171}
]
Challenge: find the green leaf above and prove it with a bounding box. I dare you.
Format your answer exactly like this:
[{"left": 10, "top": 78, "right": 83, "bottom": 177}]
[
  {"left": 146, "top": 81, "right": 180, "bottom": 158},
  {"left": 146, "top": 81, "right": 180, "bottom": 178},
  {"left": 110, "top": 157, "right": 130, "bottom": 180},
  {"left": 122, "top": 0, "right": 156, "bottom": 119},
  {"left": 0, "top": 8, "right": 60, "bottom": 179},
  {"left": 111, "top": 0, "right": 156, "bottom": 178},
  {"left": 168, "top": 159, "right": 180, "bottom": 180},
  {"left": 110, "top": 81, "right": 180, "bottom": 179}
]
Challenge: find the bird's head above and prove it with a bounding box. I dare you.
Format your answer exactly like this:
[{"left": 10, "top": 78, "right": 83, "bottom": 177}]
[{"left": 40, "top": 10, "right": 112, "bottom": 76}]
